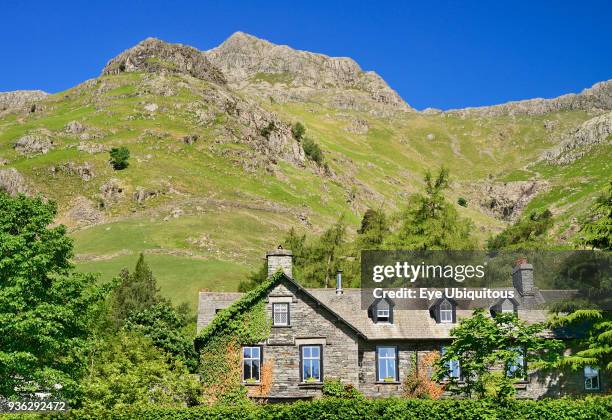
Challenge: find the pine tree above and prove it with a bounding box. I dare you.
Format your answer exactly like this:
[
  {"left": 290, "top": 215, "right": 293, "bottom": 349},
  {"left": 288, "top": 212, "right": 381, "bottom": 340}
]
[
  {"left": 388, "top": 167, "right": 474, "bottom": 250},
  {"left": 111, "top": 253, "right": 160, "bottom": 325}
]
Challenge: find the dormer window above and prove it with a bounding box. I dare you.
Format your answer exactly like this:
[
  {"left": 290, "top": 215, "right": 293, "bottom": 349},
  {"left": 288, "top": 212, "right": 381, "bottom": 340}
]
[
  {"left": 491, "top": 298, "right": 518, "bottom": 317},
  {"left": 369, "top": 298, "right": 394, "bottom": 324},
  {"left": 377, "top": 308, "right": 390, "bottom": 322},
  {"left": 430, "top": 298, "right": 456, "bottom": 324},
  {"left": 439, "top": 300, "right": 453, "bottom": 323}
]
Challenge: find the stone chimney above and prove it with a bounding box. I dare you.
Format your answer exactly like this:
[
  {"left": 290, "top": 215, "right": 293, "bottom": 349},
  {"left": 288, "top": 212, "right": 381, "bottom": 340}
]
[
  {"left": 266, "top": 246, "right": 292, "bottom": 278},
  {"left": 336, "top": 270, "right": 343, "bottom": 295},
  {"left": 512, "top": 258, "right": 535, "bottom": 296}
]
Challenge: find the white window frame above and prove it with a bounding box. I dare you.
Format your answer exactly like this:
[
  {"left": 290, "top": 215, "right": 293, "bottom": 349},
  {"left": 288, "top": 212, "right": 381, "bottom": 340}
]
[
  {"left": 242, "top": 346, "right": 261, "bottom": 383},
  {"left": 376, "top": 346, "right": 398, "bottom": 382},
  {"left": 441, "top": 345, "right": 461, "bottom": 379},
  {"left": 584, "top": 366, "right": 600, "bottom": 390},
  {"left": 273, "top": 302, "right": 289, "bottom": 326},
  {"left": 506, "top": 347, "right": 525, "bottom": 378},
  {"left": 377, "top": 308, "right": 390, "bottom": 322},
  {"left": 301, "top": 345, "right": 322, "bottom": 382},
  {"left": 439, "top": 300, "right": 453, "bottom": 323}
]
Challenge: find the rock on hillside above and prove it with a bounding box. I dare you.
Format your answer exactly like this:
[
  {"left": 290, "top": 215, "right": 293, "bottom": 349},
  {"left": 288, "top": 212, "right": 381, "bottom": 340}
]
[
  {"left": 449, "top": 80, "right": 612, "bottom": 117},
  {"left": 0, "top": 90, "right": 48, "bottom": 115},
  {"left": 463, "top": 180, "right": 549, "bottom": 221},
  {"left": 205, "top": 32, "right": 412, "bottom": 114},
  {"left": 102, "top": 37, "right": 226, "bottom": 84},
  {"left": 541, "top": 111, "right": 612, "bottom": 164}
]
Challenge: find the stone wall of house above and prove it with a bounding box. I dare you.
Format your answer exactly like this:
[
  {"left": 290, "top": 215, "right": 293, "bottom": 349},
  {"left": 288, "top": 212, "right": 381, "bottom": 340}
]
[{"left": 249, "top": 282, "right": 359, "bottom": 400}]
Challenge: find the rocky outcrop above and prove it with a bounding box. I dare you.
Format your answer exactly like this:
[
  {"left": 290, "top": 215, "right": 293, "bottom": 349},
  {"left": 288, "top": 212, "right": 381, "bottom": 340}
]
[
  {"left": 345, "top": 119, "right": 369, "bottom": 134},
  {"left": 99, "top": 178, "right": 124, "bottom": 206},
  {"left": 0, "top": 168, "right": 29, "bottom": 195},
  {"left": 65, "top": 121, "right": 86, "bottom": 134},
  {"left": 14, "top": 133, "right": 54, "bottom": 156},
  {"left": 449, "top": 80, "right": 612, "bottom": 117},
  {"left": 464, "top": 180, "right": 548, "bottom": 221},
  {"left": 66, "top": 196, "right": 104, "bottom": 226},
  {"left": 50, "top": 162, "right": 94, "bottom": 181},
  {"left": 205, "top": 32, "right": 412, "bottom": 113},
  {"left": 541, "top": 111, "right": 612, "bottom": 164},
  {"left": 0, "top": 90, "right": 47, "bottom": 115},
  {"left": 102, "top": 37, "right": 226, "bottom": 85}
]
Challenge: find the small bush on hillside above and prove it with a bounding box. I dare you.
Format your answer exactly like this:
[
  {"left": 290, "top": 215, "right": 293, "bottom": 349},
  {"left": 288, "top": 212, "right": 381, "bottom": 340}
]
[
  {"left": 260, "top": 121, "right": 276, "bottom": 139},
  {"left": 457, "top": 197, "right": 468, "bottom": 207},
  {"left": 291, "top": 122, "right": 306, "bottom": 141},
  {"left": 302, "top": 137, "right": 324, "bottom": 164},
  {"left": 109, "top": 146, "right": 130, "bottom": 170}
]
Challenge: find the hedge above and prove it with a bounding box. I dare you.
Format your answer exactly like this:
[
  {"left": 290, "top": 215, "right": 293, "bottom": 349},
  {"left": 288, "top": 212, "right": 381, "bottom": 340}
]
[{"left": 67, "top": 397, "right": 612, "bottom": 420}]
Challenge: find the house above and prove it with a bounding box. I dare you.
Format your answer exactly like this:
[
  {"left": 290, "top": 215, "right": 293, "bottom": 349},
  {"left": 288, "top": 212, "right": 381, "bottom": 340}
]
[{"left": 196, "top": 247, "right": 607, "bottom": 400}]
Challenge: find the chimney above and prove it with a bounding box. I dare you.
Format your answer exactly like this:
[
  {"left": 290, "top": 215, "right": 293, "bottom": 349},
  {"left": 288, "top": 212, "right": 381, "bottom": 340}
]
[
  {"left": 266, "top": 246, "right": 292, "bottom": 278},
  {"left": 336, "top": 270, "right": 343, "bottom": 295},
  {"left": 512, "top": 258, "right": 534, "bottom": 296}
]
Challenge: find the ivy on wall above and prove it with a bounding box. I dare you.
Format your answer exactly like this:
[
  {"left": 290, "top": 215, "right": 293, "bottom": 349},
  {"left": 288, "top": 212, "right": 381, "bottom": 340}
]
[{"left": 195, "top": 272, "right": 283, "bottom": 402}]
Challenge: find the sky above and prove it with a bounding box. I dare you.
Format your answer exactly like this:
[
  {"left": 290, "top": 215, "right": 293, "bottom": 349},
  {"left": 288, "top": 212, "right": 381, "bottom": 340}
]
[{"left": 2, "top": 0, "right": 611, "bottom": 110}]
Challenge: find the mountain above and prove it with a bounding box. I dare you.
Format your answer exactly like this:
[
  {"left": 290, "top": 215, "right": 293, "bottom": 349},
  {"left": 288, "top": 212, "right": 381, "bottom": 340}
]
[
  {"left": 204, "top": 32, "right": 412, "bottom": 115},
  {"left": 0, "top": 33, "right": 609, "bottom": 310}
]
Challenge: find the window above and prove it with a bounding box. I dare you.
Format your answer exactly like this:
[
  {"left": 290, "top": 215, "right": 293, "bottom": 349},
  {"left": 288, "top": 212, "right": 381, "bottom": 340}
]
[
  {"left": 243, "top": 346, "right": 261, "bottom": 383},
  {"left": 376, "top": 346, "right": 398, "bottom": 382},
  {"left": 374, "top": 299, "right": 392, "bottom": 323},
  {"left": 584, "top": 366, "right": 600, "bottom": 390},
  {"left": 439, "top": 300, "right": 453, "bottom": 323},
  {"left": 273, "top": 303, "right": 289, "bottom": 326},
  {"left": 301, "top": 345, "right": 322, "bottom": 382},
  {"left": 441, "top": 345, "right": 460, "bottom": 379},
  {"left": 500, "top": 299, "right": 515, "bottom": 314},
  {"left": 506, "top": 347, "right": 525, "bottom": 378},
  {"left": 377, "top": 308, "right": 390, "bottom": 321}
]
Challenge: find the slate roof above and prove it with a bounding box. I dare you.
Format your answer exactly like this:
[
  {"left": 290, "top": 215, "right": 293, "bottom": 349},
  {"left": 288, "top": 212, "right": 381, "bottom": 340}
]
[{"left": 197, "top": 276, "right": 576, "bottom": 340}]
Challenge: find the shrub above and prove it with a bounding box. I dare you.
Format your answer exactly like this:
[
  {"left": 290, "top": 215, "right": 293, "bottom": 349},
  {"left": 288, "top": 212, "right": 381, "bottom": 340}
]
[
  {"left": 321, "top": 379, "right": 363, "bottom": 399},
  {"left": 291, "top": 122, "right": 306, "bottom": 141},
  {"left": 302, "top": 137, "right": 324, "bottom": 164},
  {"left": 72, "top": 396, "right": 612, "bottom": 419},
  {"left": 457, "top": 197, "right": 468, "bottom": 207},
  {"left": 260, "top": 121, "right": 276, "bottom": 139},
  {"left": 109, "top": 146, "right": 130, "bottom": 170}
]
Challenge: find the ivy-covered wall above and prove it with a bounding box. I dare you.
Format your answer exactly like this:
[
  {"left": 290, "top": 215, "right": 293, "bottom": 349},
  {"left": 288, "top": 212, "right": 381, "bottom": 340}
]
[{"left": 195, "top": 273, "right": 279, "bottom": 402}]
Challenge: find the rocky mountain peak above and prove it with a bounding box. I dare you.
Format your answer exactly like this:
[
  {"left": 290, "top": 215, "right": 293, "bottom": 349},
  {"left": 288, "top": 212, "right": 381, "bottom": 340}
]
[
  {"left": 449, "top": 79, "right": 612, "bottom": 117},
  {"left": 0, "top": 90, "right": 48, "bottom": 116},
  {"left": 101, "top": 37, "right": 226, "bottom": 84},
  {"left": 205, "top": 32, "right": 413, "bottom": 113}
]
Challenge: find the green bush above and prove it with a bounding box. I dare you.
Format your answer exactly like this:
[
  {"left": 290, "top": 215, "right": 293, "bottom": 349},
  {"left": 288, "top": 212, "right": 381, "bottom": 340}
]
[
  {"left": 109, "top": 146, "right": 130, "bottom": 170},
  {"left": 302, "top": 137, "right": 324, "bottom": 164},
  {"left": 321, "top": 379, "right": 363, "bottom": 399},
  {"left": 69, "top": 396, "right": 612, "bottom": 419},
  {"left": 291, "top": 122, "right": 306, "bottom": 141},
  {"left": 457, "top": 197, "right": 468, "bottom": 207}
]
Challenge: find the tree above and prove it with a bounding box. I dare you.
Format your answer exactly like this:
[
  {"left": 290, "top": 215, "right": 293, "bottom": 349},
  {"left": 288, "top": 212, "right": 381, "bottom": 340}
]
[
  {"left": 0, "top": 193, "right": 109, "bottom": 400},
  {"left": 577, "top": 181, "right": 611, "bottom": 250},
  {"left": 124, "top": 302, "right": 198, "bottom": 372},
  {"left": 291, "top": 122, "right": 306, "bottom": 141},
  {"left": 111, "top": 253, "right": 160, "bottom": 326},
  {"left": 356, "top": 208, "right": 390, "bottom": 248},
  {"left": 302, "top": 137, "right": 324, "bottom": 165},
  {"left": 109, "top": 146, "right": 130, "bottom": 170},
  {"left": 433, "top": 309, "right": 563, "bottom": 400},
  {"left": 299, "top": 218, "right": 347, "bottom": 288},
  {"left": 388, "top": 167, "right": 475, "bottom": 249},
  {"left": 487, "top": 209, "right": 553, "bottom": 250},
  {"left": 77, "top": 332, "right": 200, "bottom": 413}
]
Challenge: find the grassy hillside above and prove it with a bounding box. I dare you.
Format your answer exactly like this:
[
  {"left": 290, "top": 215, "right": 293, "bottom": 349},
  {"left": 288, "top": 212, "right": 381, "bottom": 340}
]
[{"left": 1, "top": 71, "right": 608, "bottom": 310}]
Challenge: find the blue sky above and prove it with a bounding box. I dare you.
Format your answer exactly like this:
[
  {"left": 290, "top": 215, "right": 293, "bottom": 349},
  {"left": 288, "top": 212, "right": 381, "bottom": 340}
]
[{"left": 3, "top": 0, "right": 611, "bottom": 110}]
